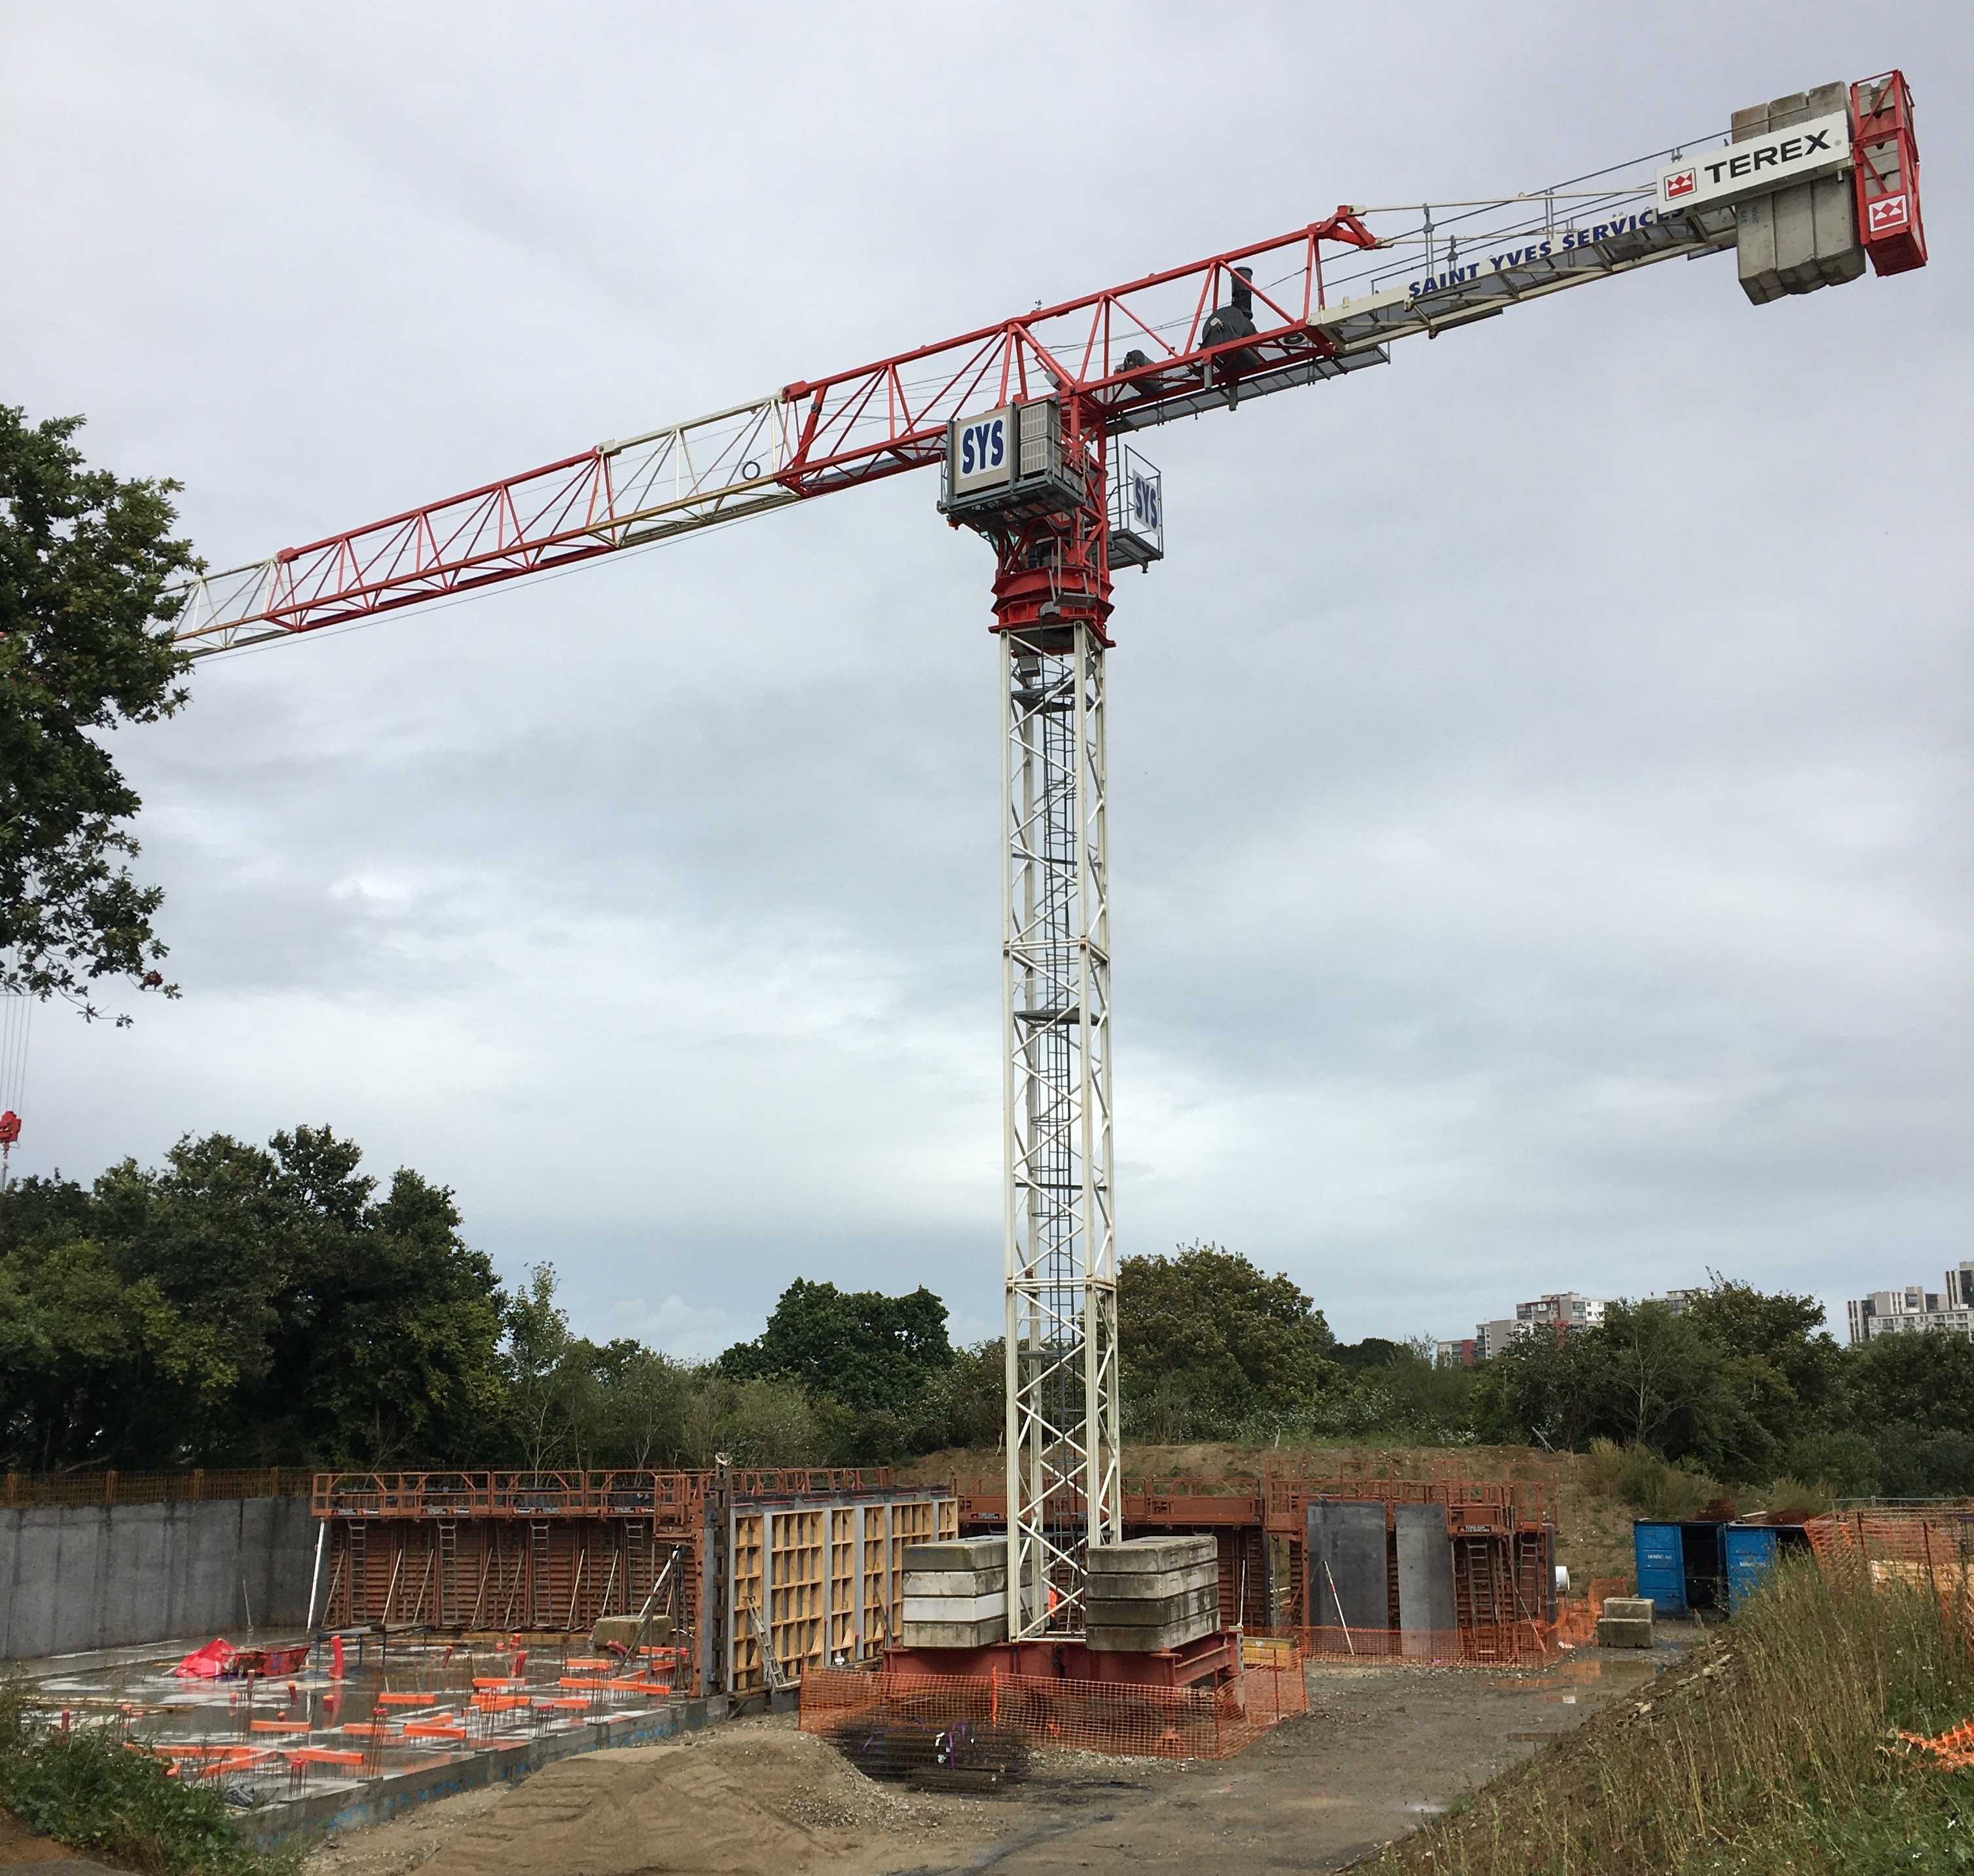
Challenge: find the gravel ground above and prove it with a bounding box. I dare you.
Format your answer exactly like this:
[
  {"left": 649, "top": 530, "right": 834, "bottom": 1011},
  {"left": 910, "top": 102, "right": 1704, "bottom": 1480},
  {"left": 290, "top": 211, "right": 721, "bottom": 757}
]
[{"left": 303, "top": 1631, "right": 1701, "bottom": 1876}]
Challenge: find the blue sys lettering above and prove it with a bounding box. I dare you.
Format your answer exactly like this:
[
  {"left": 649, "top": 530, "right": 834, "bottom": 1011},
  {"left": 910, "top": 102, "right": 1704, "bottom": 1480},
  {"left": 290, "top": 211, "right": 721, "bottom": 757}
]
[{"left": 959, "top": 418, "right": 1005, "bottom": 479}]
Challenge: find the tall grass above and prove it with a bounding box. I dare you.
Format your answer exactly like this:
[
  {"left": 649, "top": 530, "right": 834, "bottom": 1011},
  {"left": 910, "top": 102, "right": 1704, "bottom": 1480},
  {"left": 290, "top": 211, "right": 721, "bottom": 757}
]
[{"left": 1376, "top": 1554, "right": 1974, "bottom": 1874}]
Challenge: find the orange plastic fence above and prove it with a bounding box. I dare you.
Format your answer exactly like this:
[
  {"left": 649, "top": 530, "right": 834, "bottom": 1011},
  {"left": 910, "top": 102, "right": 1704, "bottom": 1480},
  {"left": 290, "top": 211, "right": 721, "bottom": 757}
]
[
  {"left": 1899, "top": 1716, "right": 1974, "bottom": 1771},
  {"left": 799, "top": 1656, "right": 1307, "bottom": 1762},
  {"left": 1805, "top": 1507, "right": 1974, "bottom": 1570}
]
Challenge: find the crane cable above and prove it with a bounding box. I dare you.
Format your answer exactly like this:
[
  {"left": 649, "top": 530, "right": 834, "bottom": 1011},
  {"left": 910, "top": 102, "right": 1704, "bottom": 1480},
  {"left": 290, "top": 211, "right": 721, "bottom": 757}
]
[{"left": 0, "top": 987, "right": 30, "bottom": 1190}]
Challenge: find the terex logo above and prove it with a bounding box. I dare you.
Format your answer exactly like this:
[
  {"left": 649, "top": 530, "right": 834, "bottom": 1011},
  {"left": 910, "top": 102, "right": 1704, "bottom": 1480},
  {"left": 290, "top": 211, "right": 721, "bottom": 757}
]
[
  {"left": 1664, "top": 167, "right": 1696, "bottom": 201},
  {"left": 1868, "top": 193, "right": 1910, "bottom": 234}
]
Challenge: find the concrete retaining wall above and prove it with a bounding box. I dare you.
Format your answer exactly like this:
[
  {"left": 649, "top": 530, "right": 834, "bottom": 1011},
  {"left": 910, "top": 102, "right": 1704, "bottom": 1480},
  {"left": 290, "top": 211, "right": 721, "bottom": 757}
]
[{"left": 0, "top": 1496, "right": 318, "bottom": 1659}]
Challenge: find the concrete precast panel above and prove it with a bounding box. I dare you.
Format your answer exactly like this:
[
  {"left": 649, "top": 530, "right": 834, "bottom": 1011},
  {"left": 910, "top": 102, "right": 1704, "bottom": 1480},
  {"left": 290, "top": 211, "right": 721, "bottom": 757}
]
[
  {"left": 1306, "top": 1502, "right": 1387, "bottom": 1632},
  {"left": 1394, "top": 1503, "right": 1459, "bottom": 1656}
]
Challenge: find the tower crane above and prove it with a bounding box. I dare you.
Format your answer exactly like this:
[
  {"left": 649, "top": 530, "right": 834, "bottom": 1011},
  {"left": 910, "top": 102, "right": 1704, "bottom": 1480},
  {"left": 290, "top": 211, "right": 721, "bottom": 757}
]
[{"left": 168, "top": 73, "right": 1926, "bottom": 1647}]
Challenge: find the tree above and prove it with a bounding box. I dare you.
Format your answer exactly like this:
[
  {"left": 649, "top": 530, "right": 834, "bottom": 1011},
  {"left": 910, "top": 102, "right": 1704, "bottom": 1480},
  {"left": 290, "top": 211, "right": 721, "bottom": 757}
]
[
  {"left": 503, "top": 1263, "right": 576, "bottom": 1471},
  {"left": 719, "top": 1278, "right": 956, "bottom": 1412},
  {"left": 1681, "top": 1280, "right": 1842, "bottom": 1420},
  {"left": 1117, "top": 1243, "right": 1340, "bottom": 1433},
  {"left": 0, "top": 1126, "right": 509, "bottom": 1468},
  {"left": 0, "top": 407, "right": 196, "bottom": 1020},
  {"left": 1846, "top": 1331, "right": 1974, "bottom": 1439},
  {"left": 0, "top": 1232, "right": 233, "bottom": 1470}
]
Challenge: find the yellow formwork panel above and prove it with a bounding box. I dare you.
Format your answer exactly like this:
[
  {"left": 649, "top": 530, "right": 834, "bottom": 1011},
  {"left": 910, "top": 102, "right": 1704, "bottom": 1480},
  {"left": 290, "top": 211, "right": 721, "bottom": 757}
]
[{"left": 730, "top": 1492, "right": 955, "bottom": 1695}]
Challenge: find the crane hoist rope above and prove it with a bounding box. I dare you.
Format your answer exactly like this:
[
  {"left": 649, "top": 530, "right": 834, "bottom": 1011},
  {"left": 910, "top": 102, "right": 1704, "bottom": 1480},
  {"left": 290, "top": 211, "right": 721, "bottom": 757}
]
[{"left": 158, "top": 73, "right": 1926, "bottom": 1645}]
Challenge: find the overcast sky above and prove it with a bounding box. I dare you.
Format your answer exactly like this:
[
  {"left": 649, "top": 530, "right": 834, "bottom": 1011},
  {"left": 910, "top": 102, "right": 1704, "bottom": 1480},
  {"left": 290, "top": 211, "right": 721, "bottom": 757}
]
[{"left": 2, "top": 2, "right": 1966, "bottom": 1357}]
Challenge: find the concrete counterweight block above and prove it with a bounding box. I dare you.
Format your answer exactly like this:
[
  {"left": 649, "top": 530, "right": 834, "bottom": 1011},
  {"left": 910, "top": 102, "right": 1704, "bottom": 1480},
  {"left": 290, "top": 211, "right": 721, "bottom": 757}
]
[
  {"left": 1597, "top": 1596, "right": 1656, "bottom": 1650},
  {"left": 1086, "top": 1536, "right": 1220, "bottom": 1653},
  {"left": 900, "top": 1537, "right": 1008, "bottom": 1648},
  {"left": 1733, "top": 82, "right": 1865, "bottom": 304}
]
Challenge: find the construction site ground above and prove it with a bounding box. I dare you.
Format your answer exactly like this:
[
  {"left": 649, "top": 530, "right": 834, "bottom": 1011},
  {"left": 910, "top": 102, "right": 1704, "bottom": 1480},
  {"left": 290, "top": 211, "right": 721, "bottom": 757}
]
[{"left": 298, "top": 1630, "right": 1700, "bottom": 1876}]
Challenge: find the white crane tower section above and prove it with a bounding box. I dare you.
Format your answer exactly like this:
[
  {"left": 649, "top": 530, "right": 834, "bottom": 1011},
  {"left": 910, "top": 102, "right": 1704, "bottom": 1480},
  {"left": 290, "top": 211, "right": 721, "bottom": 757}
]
[{"left": 1001, "top": 619, "right": 1121, "bottom": 1638}]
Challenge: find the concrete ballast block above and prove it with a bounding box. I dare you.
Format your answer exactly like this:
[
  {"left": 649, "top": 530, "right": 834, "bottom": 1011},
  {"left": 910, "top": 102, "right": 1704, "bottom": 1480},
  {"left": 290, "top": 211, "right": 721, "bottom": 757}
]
[
  {"left": 1086, "top": 1536, "right": 1217, "bottom": 1577},
  {"left": 1598, "top": 1597, "right": 1655, "bottom": 1649},
  {"left": 902, "top": 1540, "right": 1005, "bottom": 1573},
  {"left": 902, "top": 1568, "right": 1008, "bottom": 1597},
  {"left": 902, "top": 1590, "right": 1009, "bottom": 1625},
  {"left": 591, "top": 1614, "right": 673, "bottom": 1651},
  {"left": 900, "top": 1615, "right": 1008, "bottom": 1649},
  {"left": 1086, "top": 1583, "right": 1220, "bottom": 1628},
  {"left": 1086, "top": 1617, "right": 1216, "bottom": 1653}
]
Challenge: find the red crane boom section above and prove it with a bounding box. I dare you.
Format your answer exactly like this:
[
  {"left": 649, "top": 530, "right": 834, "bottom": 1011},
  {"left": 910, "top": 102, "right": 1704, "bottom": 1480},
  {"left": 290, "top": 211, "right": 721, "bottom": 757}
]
[{"left": 172, "top": 212, "right": 1378, "bottom": 650}]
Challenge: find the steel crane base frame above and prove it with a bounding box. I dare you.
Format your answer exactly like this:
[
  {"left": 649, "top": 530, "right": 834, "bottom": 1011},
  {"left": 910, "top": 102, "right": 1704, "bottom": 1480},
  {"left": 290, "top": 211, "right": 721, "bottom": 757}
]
[{"left": 881, "top": 1627, "right": 1238, "bottom": 1693}]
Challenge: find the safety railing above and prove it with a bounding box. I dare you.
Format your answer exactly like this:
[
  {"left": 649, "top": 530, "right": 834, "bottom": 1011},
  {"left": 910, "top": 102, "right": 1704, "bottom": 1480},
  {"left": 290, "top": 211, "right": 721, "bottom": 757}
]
[
  {"left": 310, "top": 1466, "right": 896, "bottom": 1519},
  {"left": 1, "top": 1467, "right": 316, "bottom": 1509}
]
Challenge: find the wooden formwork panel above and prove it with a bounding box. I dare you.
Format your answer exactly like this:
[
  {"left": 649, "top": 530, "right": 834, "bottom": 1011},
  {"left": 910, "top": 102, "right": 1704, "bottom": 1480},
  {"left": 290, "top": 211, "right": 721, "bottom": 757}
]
[{"left": 727, "top": 1494, "right": 957, "bottom": 1697}]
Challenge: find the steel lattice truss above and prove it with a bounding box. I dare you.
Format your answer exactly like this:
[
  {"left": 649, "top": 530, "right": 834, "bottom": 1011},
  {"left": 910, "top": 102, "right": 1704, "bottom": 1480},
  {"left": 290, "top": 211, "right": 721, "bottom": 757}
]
[{"left": 1000, "top": 623, "right": 1120, "bottom": 1638}]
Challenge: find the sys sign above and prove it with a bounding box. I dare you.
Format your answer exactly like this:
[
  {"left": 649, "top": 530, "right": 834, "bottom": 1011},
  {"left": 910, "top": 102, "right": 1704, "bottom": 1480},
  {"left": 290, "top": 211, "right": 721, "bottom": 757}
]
[
  {"left": 1656, "top": 111, "right": 1851, "bottom": 213},
  {"left": 949, "top": 406, "right": 1012, "bottom": 497},
  {"left": 1129, "top": 473, "right": 1160, "bottom": 533}
]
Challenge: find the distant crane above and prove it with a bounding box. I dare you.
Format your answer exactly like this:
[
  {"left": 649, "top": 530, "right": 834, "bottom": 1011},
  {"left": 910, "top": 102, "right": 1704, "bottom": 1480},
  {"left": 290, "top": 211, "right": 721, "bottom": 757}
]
[{"left": 169, "top": 73, "right": 1925, "bottom": 1643}]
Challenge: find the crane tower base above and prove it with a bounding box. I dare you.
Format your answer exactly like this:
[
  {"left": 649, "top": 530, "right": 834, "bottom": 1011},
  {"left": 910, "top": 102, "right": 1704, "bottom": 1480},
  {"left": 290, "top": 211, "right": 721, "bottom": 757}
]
[{"left": 881, "top": 1626, "right": 1237, "bottom": 1693}]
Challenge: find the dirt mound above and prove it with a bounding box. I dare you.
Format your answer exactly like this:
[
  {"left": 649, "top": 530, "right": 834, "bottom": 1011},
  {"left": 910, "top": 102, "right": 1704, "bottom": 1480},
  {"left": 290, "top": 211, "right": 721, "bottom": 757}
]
[{"left": 420, "top": 1722, "right": 960, "bottom": 1876}]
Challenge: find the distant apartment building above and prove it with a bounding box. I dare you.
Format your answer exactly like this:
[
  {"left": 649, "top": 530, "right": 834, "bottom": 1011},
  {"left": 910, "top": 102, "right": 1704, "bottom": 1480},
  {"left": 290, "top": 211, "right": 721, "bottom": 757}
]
[
  {"left": 1516, "top": 1291, "right": 1606, "bottom": 1335},
  {"left": 1475, "top": 1318, "right": 1520, "bottom": 1361},
  {"left": 1846, "top": 1263, "right": 1974, "bottom": 1346},
  {"left": 1452, "top": 1285, "right": 1702, "bottom": 1360},
  {"left": 1434, "top": 1337, "right": 1478, "bottom": 1369}
]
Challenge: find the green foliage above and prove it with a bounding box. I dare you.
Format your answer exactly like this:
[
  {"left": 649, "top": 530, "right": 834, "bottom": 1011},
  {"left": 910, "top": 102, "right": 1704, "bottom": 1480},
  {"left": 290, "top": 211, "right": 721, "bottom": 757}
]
[
  {"left": 1781, "top": 1428, "right": 1882, "bottom": 1500},
  {"left": 0, "top": 405, "right": 197, "bottom": 1021},
  {"left": 1467, "top": 1280, "right": 1974, "bottom": 1490},
  {"left": 0, "top": 1127, "right": 506, "bottom": 1469},
  {"left": 1582, "top": 1438, "right": 1723, "bottom": 1521},
  {"left": 0, "top": 1680, "right": 268, "bottom": 1874},
  {"left": 1118, "top": 1242, "right": 1342, "bottom": 1438},
  {"left": 719, "top": 1278, "right": 955, "bottom": 1412},
  {"left": 1376, "top": 1554, "right": 1974, "bottom": 1875},
  {"left": 10, "top": 1122, "right": 1970, "bottom": 1486}
]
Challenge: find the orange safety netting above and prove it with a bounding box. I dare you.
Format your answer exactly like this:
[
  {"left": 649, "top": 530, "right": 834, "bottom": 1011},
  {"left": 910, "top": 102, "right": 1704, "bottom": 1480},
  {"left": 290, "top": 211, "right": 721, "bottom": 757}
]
[
  {"left": 1266, "top": 1578, "right": 1628, "bottom": 1671},
  {"left": 1804, "top": 1508, "right": 1974, "bottom": 1616},
  {"left": 799, "top": 1653, "right": 1308, "bottom": 1762},
  {"left": 1899, "top": 1716, "right": 1974, "bottom": 1771},
  {"left": 1806, "top": 1507, "right": 1974, "bottom": 1568}
]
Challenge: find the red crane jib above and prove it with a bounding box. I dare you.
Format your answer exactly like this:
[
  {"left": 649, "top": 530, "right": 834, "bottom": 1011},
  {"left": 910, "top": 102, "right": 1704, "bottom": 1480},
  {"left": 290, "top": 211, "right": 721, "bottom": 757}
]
[{"left": 185, "top": 212, "right": 1380, "bottom": 642}]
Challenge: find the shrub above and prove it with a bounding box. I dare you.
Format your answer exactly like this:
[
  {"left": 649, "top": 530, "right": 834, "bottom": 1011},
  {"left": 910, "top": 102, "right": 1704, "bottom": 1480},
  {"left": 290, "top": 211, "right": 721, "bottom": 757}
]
[
  {"left": 0, "top": 1682, "right": 269, "bottom": 1875},
  {"left": 1781, "top": 1428, "right": 1880, "bottom": 1499},
  {"left": 1582, "top": 1438, "right": 1723, "bottom": 1520}
]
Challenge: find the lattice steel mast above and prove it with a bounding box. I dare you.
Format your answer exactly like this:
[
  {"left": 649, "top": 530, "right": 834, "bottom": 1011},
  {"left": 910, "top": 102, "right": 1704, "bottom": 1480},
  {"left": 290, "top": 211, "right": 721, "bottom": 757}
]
[{"left": 960, "top": 395, "right": 1125, "bottom": 1637}]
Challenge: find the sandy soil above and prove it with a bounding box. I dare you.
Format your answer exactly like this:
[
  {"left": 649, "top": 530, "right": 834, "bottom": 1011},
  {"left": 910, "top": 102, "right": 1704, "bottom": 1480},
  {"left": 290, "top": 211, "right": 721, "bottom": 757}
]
[
  {"left": 308, "top": 1720, "right": 1015, "bottom": 1876},
  {"left": 0, "top": 1806, "right": 119, "bottom": 1871},
  {"left": 304, "top": 1632, "right": 1700, "bottom": 1876}
]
